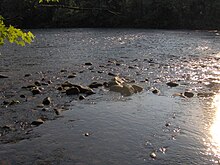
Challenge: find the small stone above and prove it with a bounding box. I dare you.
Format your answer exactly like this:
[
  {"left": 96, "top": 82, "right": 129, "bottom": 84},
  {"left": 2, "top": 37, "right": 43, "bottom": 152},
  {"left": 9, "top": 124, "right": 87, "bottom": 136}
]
[
  {"left": 66, "top": 87, "right": 80, "bottom": 95},
  {"left": 84, "top": 132, "right": 90, "bottom": 136},
  {"left": 0, "top": 74, "right": 9, "bottom": 78},
  {"left": 24, "top": 74, "right": 31, "bottom": 77},
  {"left": 108, "top": 72, "right": 118, "bottom": 76},
  {"left": 184, "top": 91, "right": 194, "bottom": 98},
  {"left": 152, "top": 88, "right": 160, "bottom": 94},
  {"left": 32, "top": 88, "right": 41, "bottom": 95},
  {"left": 68, "top": 74, "right": 76, "bottom": 78},
  {"left": 57, "top": 86, "right": 63, "bottom": 91},
  {"left": 31, "top": 119, "right": 44, "bottom": 126},
  {"left": 9, "top": 100, "right": 20, "bottom": 105},
  {"left": 150, "top": 152, "right": 157, "bottom": 159},
  {"left": 60, "top": 69, "right": 67, "bottom": 72},
  {"left": 54, "top": 108, "right": 62, "bottom": 115},
  {"left": 165, "top": 122, "right": 171, "bottom": 127},
  {"left": 61, "top": 81, "right": 73, "bottom": 88},
  {"left": 42, "top": 108, "right": 49, "bottom": 111},
  {"left": 88, "top": 82, "right": 103, "bottom": 88},
  {"left": 85, "top": 62, "right": 93, "bottom": 66},
  {"left": 37, "top": 104, "right": 44, "bottom": 108},
  {"left": 79, "top": 95, "right": 86, "bottom": 100},
  {"left": 42, "top": 97, "right": 51, "bottom": 105},
  {"left": 20, "top": 94, "right": 26, "bottom": 98},
  {"left": 3, "top": 101, "right": 10, "bottom": 105},
  {"left": 34, "top": 81, "right": 41, "bottom": 86},
  {"left": 166, "top": 82, "right": 179, "bottom": 87}
]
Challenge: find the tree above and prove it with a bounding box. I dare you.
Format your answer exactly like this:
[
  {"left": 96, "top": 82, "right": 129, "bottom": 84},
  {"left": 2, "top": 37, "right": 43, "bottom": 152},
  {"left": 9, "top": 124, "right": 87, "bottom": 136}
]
[{"left": 0, "top": 0, "right": 59, "bottom": 46}]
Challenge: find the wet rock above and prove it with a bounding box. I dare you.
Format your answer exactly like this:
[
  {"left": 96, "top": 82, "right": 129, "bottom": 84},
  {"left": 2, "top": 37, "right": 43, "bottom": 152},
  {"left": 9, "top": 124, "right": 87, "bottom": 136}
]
[
  {"left": 34, "top": 81, "right": 41, "bottom": 86},
  {"left": 31, "top": 119, "right": 44, "bottom": 126},
  {"left": 166, "top": 81, "right": 179, "bottom": 87},
  {"left": 88, "top": 82, "right": 103, "bottom": 88},
  {"left": 85, "top": 62, "right": 93, "bottom": 66},
  {"left": 9, "top": 100, "right": 20, "bottom": 105},
  {"left": 42, "top": 97, "right": 51, "bottom": 105},
  {"left": 60, "top": 69, "right": 67, "bottom": 73},
  {"left": 84, "top": 132, "right": 90, "bottom": 137},
  {"left": 54, "top": 108, "right": 62, "bottom": 115},
  {"left": 79, "top": 95, "right": 86, "bottom": 100},
  {"left": 108, "top": 72, "right": 118, "bottom": 76},
  {"left": 66, "top": 87, "right": 80, "bottom": 95},
  {"left": 150, "top": 152, "right": 157, "bottom": 159},
  {"left": 67, "top": 74, "right": 76, "bottom": 78},
  {"left": 132, "top": 84, "right": 143, "bottom": 93},
  {"left": 31, "top": 88, "right": 41, "bottom": 95},
  {"left": 24, "top": 74, "right": 31, "bottom": 77},
  {"left": 61, "top": 81, "right": 74, "bottom": 88},
  {"left": 72, "top": 85, "right": 95, "bottom": 95},
  {"left": 37, "top": 104, "right": 44, "bottom": 108},
  {"left": 20, "top": 94, "right": 26, "bottom": 98},
  {"left": 0, "top": 74, "right": 9, "bottom": 78},
  {"left": 184, "top": 91, "right": 194, "bottom": 98},
  {"left": 110, "top": 84, "right": 135, "bottom": 96},
  {"left": 57, "top": 86, "right": 63, "bottom": 91},
  {"left": 108, "top": 76, "right": 125, "bottom": 86},
  {"left": 165, "top": 122, "right": 171, "bottom": 127},
  {"left": 152, "top": 88, "right": 160, "bottom": 94}
]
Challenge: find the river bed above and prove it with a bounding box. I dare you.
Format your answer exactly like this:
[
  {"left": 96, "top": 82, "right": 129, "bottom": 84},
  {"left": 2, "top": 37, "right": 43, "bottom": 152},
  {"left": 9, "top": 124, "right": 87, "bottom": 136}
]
[{"left": 0, "top": 29, "right": 220, "bottom": 164}]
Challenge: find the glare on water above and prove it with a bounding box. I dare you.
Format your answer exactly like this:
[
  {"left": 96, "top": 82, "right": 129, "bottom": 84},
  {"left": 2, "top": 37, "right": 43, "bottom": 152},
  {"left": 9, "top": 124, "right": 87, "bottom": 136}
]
[{"left": 210, "top": 94, "right": 220, "bottom": 159}]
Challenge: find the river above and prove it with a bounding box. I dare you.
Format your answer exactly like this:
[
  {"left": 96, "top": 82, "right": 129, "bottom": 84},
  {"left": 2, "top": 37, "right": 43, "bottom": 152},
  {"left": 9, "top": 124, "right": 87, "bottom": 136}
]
[{"left": 0, "top": 29, "right": 220, "bottom": 164}]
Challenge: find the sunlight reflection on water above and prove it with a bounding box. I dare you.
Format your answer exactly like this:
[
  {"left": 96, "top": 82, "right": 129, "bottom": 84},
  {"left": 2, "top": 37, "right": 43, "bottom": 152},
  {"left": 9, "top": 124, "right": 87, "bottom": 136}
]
[{"left": 209, "top": 94, "right": 220, "bottom": 162}]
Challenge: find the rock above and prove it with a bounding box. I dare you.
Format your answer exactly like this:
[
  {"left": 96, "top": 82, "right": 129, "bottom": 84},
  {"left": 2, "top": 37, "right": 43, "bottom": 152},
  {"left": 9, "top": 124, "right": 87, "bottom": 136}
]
[
  {"left": 31, "top": 88, "right": 41, "bottom": 95},
  {"left": 72, "top": 85, "right": 95, "bottom": 95},
  {"left": 0, "top": 74, "right": 9, "bottom": 78},
  {"left": 165, "top": 122, "right": 171, "bottom": 127},
  {"left": 108, "top": 76, "right": 125, "bottom": 86},
  {"left": 150, "top": 152, "right": 157, "bottom": 159},
  {"left": 42, "top": 97, "right": 51, "bottom": 105},
  {"left": 60, "top": 69, "right": 67, "bottom": 72},
  {"left": 108, "top": 72, "right": 118, "bottom": 76},
  {"left": 34, "top": 81, "right": 41, "bottom": 86},
  {"left": 68, "top": 74, "right": 76, "bottom": 78},
  {"left": 110, "top": 84, "right": 135, "bottom": 96},
  {"left": 152, "top": 88, "right": 160, "bottom": 94},
  {"left": 172, "top": 93, "right": 186, "bottom": 98},
  {"left": 131, "top": 84, "right": 143, "bottom": 93},
  {"left": 166, "top": 81, "right": 179, "bottom": 87},
  {"left": 184, "top": 91, "right": 194, "bottom": 98},
  {"left": 3, "top": 101, "right": 10, "bottom": 105},
  {"left": 9, "top": 100, "right": 20, "bottom": 105},
  {"left": 88, "top": 82, "right": 103, "bottom": 88},
  {"left": 61, "top": 81, "right": 74, "bottom": 88},
  {"left": 79, "top": 95, "right": 86, "bottom": 100},
  {"left": 85, "top": 62, "right": 93, "bottom": 66},
  {"left": 37, "top": 104, "right": 44, "bottom": 108},
  {"left": 57, "top": 86, "right": 63, "bottom": 91},
  {"left": 84, "top": 132, "right": 90, "bottom": 136},
  {"left": 24, "top": 74, "right": 31, "bottom": 77},
  {"left": 31, "top": 119, "right": 44, "bottom": 126},
  {"left": 66, "top": 87, "right": 80, "bottom": 95},
  {"left": 20, "top": 94, "right": 26, "bottom": 98},
  {"left": 54, "top": 108, "right": 62, "bottom": 115}
]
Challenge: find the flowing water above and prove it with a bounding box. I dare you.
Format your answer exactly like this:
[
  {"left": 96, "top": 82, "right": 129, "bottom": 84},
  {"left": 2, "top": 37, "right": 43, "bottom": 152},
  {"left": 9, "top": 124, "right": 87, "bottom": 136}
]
[{"left": 0, "top": 29, "right": 220, "bottom": 164}]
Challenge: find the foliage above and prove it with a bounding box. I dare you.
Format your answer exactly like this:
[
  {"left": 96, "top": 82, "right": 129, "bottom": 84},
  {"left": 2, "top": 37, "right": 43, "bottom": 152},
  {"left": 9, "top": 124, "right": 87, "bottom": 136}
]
[{"left": 0, "top": 0, "right": 58, "bottom": 46}]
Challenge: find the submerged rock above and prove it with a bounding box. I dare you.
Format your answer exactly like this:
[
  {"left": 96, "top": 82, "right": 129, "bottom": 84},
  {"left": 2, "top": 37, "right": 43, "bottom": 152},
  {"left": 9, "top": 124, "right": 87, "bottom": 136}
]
[
  {"left": 166, "top": 82, "right": 179, "bottom": 87},
  {"left": 184, "top": 91, "right": 194, "bottom": 98},
  {"left": 42, "top": 97, "right": 51, "bottom": 105},
  {"left": 88, "top": 82, "right": 103, "bottom": 88},
  {"left": 0, "top": 74, "right": 9, "bottom": 78},
  {"left": 66, "top": 87, "right": 80, "bottom": 95},
  {"left": 31, "top": 119, "right": 44, "bottom": 126}
]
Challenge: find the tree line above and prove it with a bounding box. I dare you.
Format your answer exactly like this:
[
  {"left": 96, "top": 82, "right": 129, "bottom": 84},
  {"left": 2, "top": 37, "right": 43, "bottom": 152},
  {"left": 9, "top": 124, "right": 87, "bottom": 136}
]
[{"left": 1, "top": 0, "right": 220, "bottom": 29}]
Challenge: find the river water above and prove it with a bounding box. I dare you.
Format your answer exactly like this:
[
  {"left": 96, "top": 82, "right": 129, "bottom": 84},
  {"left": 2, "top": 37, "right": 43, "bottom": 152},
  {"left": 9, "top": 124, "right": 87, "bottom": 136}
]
[{"left": 1, "top": 29, "right": 220, "bottom": 164}]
